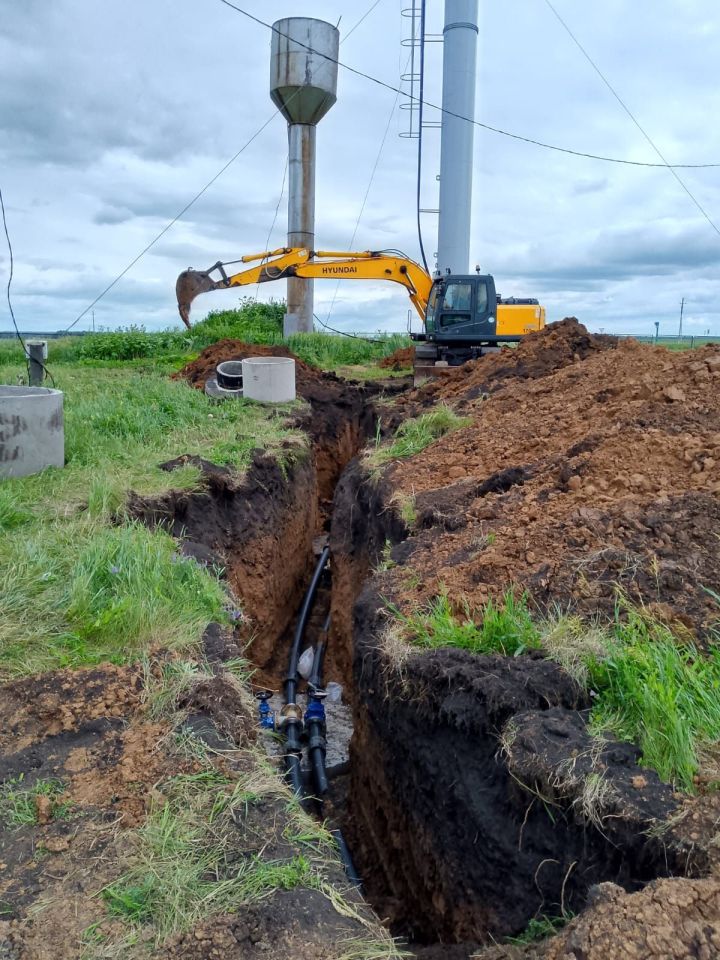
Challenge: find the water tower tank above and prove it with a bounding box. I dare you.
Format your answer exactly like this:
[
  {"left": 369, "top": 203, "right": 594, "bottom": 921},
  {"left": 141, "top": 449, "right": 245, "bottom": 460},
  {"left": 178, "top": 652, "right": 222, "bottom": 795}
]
[
  {"left": 270, "top": 18, "right": 339, "bottom": 335},
  {"left": 270, "top": 18, "right": 339, "bottom": 124}
]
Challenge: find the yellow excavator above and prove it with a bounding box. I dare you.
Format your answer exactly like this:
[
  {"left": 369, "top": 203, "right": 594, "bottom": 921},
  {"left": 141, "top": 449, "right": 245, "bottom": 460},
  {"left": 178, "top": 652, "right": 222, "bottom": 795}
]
[{"left": 176, "top": 246, "right": 545, "bottom": 369}]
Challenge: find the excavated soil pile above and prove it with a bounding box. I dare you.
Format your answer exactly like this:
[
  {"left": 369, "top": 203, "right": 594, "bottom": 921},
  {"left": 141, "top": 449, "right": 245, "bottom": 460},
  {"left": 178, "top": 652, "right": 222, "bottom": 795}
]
[
  {"left": 379, "top": 346, "right": 415, "bottom": 369},
  {"left": 387, "top": 318, "right": 720, "bottom": 638},
  {"left": 174, "top": 339, "right": 385, "bottom": 501},
  {"left": 173, "top": 340, "right": 320, "bottom": 393}
]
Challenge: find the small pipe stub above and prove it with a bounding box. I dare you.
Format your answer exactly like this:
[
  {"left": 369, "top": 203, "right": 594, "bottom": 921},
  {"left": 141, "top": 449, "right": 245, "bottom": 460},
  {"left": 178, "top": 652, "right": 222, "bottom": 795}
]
[{"left": 216, "top": 361, "right": 244, "bottom": 391}]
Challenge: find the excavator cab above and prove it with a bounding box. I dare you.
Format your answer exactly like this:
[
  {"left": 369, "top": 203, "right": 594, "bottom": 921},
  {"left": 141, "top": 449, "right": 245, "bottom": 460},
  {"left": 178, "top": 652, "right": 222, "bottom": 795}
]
[{"left": 423, "top": 274, "right": 498, "bottom": 344}]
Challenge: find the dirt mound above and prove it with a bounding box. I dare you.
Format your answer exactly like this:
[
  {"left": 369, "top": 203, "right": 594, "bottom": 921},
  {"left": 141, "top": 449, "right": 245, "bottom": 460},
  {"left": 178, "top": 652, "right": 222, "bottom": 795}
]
[
  {"left": 384, "top": 321, "right": 720, "bottom": 638},
  {"left": 414, "top": 318, "right": 619, "bottom": 407},
  {"left": 539, "top": 877, "right": 720, "bottom": 959},
  {"left": 173, "top": 339, "right": 321, "bottom": 393},
  {"left": 379, "top": 346, "right": 414, "bottom": 370}
]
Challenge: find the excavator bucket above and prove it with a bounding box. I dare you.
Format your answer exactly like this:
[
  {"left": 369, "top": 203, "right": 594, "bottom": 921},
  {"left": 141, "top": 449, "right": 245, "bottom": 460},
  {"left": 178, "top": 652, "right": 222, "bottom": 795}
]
[{"left": 176, "top": 269, "right": 218, "bottom": 328}]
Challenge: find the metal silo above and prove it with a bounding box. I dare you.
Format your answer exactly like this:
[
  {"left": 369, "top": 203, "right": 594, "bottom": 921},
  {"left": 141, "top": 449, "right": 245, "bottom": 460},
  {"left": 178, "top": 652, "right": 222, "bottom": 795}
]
[{"left": 270, "top": 18, "right": 339, "bottom": 335}]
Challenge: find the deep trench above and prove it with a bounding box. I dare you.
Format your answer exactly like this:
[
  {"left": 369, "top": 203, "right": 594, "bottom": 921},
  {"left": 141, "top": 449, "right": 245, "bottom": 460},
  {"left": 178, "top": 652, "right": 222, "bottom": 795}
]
[{"left": 132, "top": 386, "right": 706, "bottom": 955}]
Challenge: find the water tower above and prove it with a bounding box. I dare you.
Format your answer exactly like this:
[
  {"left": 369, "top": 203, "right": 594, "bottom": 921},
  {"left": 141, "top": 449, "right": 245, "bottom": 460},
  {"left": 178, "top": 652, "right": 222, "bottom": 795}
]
[{"left": 270, "top": 18, "right": 339, "bottom": 335}]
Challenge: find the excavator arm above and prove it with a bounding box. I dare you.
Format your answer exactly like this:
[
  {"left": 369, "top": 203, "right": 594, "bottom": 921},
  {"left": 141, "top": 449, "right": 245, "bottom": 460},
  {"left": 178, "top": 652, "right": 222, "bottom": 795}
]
[{"left": 176, "top": 247, "right": 433, "bottom": 329}]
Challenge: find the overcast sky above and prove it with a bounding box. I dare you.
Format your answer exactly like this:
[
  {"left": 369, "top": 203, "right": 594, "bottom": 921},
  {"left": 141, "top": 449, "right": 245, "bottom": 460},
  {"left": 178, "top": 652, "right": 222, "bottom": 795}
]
[{"left": 1, "top": 0, "right": 719, "bottom": 336}]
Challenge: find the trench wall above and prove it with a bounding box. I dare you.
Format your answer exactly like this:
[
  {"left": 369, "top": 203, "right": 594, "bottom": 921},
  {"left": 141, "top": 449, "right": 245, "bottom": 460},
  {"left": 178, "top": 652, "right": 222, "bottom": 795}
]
[{"left": 330, "top": 464, "right": 697, "bottom": 944}]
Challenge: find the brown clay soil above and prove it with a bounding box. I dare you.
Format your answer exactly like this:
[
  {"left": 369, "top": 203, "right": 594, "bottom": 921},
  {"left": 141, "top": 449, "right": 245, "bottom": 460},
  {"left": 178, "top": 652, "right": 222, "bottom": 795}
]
[
  {"left": 384, "top": 318, "right": 720, "bottom": 640},
  {"left": 0, "top": 649, "right": 377, "bottom": 959},
  {"left": 0, "top": 661, "right": 193, "bottom": 957},
  {"left": 379, "top": 346, "right": 415, "bottom": 370},
  {"left": 172, "top": 340, "right": 321, "bottom": 393}
]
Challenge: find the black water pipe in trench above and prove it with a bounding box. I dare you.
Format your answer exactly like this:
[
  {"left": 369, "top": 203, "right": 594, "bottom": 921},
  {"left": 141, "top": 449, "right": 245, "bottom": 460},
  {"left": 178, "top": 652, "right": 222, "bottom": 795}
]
[{"left": 282, "top": 546, "right": 330, "bottom": 793}]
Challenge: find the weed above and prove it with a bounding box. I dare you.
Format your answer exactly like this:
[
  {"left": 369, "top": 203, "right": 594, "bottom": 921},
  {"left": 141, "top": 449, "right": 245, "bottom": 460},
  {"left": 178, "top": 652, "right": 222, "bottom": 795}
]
[
  {"left": 103, "top": 879, "right": 155, "bottom": 922},
  {"left": 376, "top": 540, "right": 397, "bottom": 573},
  {"left": 0, "top": 777, "right": 70, "bottom": 828},
  {"left": 371, "top": 405, "right": 470, "bottom": 464},
  {"left": 507, "top": 913, "right": 570, "bottom": 945}
]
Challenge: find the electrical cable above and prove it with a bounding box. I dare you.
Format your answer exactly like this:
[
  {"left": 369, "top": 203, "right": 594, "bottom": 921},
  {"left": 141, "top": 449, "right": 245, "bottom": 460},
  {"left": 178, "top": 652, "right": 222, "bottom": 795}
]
[
  {"left": 256, "top": 156, "right": 288, "bottom": 298},
  {"left": 62, "top": 104, "right": 293, "bottom": 334},
  {"left": 313, "top": 312, "right": 385, "bottom": 344},
  {"left": 0, "top": 186, "right": 55, "bottom": 386},
  {"left": 415, "top": 0, "right": 429, "bottom": 273},
  {"left": 542, "top": 0, "right": 720, "bottom": 239},
  {"left": 343, "top": 0, "right": 385, "bottom": 42},
  {"left": 217, "top": 1, "right": 720, "bottom": 170},
  {"left": 323, "top": 49, "right": 409, "bottom": 328}
]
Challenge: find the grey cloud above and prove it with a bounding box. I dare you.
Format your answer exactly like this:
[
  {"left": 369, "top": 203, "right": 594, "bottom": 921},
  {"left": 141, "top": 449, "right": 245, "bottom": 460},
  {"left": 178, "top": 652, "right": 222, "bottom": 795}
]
[{"left": 572, "top": 178, "right": 609, "bottom": 196}]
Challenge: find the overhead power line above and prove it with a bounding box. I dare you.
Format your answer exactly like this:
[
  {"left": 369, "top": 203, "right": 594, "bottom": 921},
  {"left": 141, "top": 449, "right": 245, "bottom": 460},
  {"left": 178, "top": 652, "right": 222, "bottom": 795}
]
[
  {"left": 217, "top": 0, "right": 720, "bottom": 171},
  {"left": 1, "top": 186, "right": 55, "bottom": 385},
  {"left": 542, "top": 0, "right": 720, "bottom": 239},
  {"left": 343, "top": 0, "right": 386, "bottom": 42},
  {"left": 324, "top": 43, "right": 410, "bottom": 325},
  {"left": 63, "top": 105, "right": 288, "bottom": 333}
]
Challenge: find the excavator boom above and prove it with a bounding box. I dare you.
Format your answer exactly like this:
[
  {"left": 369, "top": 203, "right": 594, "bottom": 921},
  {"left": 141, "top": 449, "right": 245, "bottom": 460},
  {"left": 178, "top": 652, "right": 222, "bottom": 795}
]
[{"left": 176, "top": 247, "right": 432, "bottom": 329}]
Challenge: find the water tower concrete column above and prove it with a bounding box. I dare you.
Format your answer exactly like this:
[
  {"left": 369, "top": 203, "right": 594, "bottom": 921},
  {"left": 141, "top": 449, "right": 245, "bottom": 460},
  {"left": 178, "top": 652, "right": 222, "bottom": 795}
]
[{"left": 270, "top": 18, "right": 339, "bottom": 334}]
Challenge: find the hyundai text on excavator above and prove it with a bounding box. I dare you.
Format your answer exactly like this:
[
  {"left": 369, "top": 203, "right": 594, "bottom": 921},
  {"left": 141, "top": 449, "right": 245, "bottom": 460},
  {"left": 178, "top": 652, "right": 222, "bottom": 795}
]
[{"left": 175, "top": 246, "right": 545, "bottom": 375}]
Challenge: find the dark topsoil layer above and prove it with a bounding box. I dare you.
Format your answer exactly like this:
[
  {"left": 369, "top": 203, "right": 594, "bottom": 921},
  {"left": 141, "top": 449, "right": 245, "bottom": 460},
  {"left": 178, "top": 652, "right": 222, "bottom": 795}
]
[{"left": 329, "top": 454, "right": 706, "bottom": 953}]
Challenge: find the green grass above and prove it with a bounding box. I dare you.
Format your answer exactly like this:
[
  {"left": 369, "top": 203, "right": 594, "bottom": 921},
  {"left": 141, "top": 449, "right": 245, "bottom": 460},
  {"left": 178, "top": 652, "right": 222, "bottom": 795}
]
[
  {"left": 393, "top": 595, "right": 720, "bottom": 790},
  {"left": 0, "top": 301, "right": 410, "bottom": 373},
  {"left": 371, "top": 405, "right": 470, "bottom": 464},
  {"left": 394, "top": 592, "right": 542, "bottom": 657},
  {"left": 586, "top": 608, "right": 720, "bottom": 789},
  {"left": 507, "top": 914, "right": 570, "bottom": 945},
  {"left": 0, "top": 776, "right": 71, "bottom": 828},
  {"left": 0, "top": 361, "right": 302, "bottom": 678},
  {"left": 100, "top": 769, "right": 326, "bottom": 947}
]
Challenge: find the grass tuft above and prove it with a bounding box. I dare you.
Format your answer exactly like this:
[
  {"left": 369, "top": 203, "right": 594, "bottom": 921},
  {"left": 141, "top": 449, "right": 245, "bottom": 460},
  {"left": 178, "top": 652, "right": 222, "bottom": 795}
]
[
  {"left": 100, "top": 767, "right": 329, "bottom": 948},
  {"left": 394, "top": 592, "right": 541, "bottom": 657},
  {"left": 0, "top": 777, "right": 71, "bottom": 828},
  {"left": 586, "top": 607, "right": 720, "bottom": 789},
  {"left": 371, "top": 405, "right": 470, "bottom": 464}
]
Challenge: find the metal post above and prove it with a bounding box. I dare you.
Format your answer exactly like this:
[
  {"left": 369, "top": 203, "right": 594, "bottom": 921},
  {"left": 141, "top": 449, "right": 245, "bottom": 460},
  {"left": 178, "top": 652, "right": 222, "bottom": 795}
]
[
  {"left": 286, "top": 123, "right": 317, "bottom": 334},
  {"left": 27, "top": 340, "right": 47, "bottom": 387},
  {"left": 436, "top": 0, "right": 479, "bottom": 276},
  {"left": 679, "top": 297, "right": 685, "bottom": 338}
]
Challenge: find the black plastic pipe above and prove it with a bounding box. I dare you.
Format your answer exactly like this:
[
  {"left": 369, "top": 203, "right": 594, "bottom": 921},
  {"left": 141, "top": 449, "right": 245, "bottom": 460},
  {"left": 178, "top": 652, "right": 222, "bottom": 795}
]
[
  {"left": 283, "top": 546, "right": 330, "bottom": 795},
  {"left": 285, "top": 546, "right": 330, "bottom": 705},
  {"left": 307, "top": 609, "right": 331, "bottom": 798},
  {"left": 331, "top": 828, "right": 362, "bottom": 888}
]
